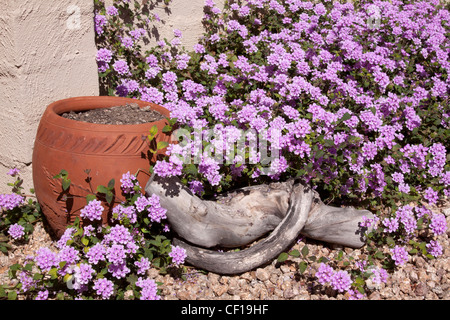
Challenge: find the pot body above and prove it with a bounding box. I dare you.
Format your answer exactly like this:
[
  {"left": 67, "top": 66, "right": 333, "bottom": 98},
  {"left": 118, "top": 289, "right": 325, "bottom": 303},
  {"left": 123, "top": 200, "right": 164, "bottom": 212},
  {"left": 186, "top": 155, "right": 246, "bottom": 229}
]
[{"left": 32, "top": 96, "right": 171, "bottom": 237}]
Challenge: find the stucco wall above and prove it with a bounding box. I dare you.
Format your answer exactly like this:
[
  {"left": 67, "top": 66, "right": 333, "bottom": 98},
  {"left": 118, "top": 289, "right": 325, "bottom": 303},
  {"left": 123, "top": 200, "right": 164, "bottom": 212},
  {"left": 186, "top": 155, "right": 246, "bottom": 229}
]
[
  {"left": 0, "top": 0, "right": 100, "bottom": 194},
  {"left": 142, "top": 0, "right": 224, "bottom": 50},
  {"left": 100, "top": 0, "right": 223, "bottom": 51},
  {"left": 0, "top": 0, "right": 214, "bottom": 194}
]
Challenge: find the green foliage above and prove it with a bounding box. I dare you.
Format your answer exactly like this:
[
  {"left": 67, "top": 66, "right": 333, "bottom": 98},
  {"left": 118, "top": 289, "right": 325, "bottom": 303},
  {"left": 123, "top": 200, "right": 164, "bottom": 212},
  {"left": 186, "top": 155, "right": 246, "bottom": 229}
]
[
  {"left": 53, "top": 169, "right": 71, "bottom": 191},
  {"left": 0, "top": 172, "right": 41, "bottom": 254},
  {"left": 92, "top": 0, "right": 449, "bottom": 299},
  {"left": 96, "top": 178, "right": 115, "bottom": 205},
  {"left": 3, "top": 0, "right": 449, "bottom": 300},
  {"left": 1, "top": 170, "right": 184, "bottom": 300}
]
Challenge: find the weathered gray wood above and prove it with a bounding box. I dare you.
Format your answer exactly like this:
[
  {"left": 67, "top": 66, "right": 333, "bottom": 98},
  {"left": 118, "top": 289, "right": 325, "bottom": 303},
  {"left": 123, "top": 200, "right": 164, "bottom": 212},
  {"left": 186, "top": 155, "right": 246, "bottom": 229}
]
[
  {"left": 301, "top": 202, "right": 374, "bottom": 248},
  {"left": 172, "top": 182, "right": 312, "bottom": 275},
  {"left": 145, "top": 175, "right": 374, "bottom": 274},
  {"left": 146, "top": 175, "right": 293, "bottom": 248}
]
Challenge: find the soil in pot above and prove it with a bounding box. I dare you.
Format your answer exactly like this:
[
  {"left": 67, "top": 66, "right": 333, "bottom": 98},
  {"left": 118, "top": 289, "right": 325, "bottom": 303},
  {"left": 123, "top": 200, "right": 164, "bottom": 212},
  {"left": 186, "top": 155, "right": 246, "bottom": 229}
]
[{"left": 60, "top": 103, "right": 165, "bottom": 125}]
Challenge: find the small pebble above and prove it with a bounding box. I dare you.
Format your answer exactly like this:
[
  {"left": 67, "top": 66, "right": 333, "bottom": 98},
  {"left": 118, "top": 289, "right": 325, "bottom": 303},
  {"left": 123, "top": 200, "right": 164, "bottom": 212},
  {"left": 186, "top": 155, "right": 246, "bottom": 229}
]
[{"left": 1, "top": 203, "right": 449, "bottom": 301}]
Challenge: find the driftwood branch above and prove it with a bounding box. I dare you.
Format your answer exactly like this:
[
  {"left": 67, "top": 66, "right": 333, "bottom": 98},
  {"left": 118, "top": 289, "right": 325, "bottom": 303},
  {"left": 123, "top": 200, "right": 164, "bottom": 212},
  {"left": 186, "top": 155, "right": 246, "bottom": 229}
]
[
  {"left": 172, "top": 183, "right": 311, "bottom": 275},
  {"left": 145, "top": 175, "right": 374, "bottom": 274}
]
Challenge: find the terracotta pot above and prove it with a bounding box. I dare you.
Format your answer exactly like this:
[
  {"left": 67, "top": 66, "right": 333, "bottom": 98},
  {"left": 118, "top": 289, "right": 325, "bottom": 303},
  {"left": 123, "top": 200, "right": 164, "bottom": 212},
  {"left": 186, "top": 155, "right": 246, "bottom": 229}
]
[{"left": 32, "top": 96, "right": 171, "bottom": 237}]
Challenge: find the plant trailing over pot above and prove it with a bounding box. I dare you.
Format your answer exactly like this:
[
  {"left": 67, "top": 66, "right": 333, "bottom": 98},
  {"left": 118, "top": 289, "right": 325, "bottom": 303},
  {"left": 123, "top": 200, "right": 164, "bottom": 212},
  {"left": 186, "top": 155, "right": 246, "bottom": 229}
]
[{"left": 32, "top": 96, "right": 172, "bottom": 237}]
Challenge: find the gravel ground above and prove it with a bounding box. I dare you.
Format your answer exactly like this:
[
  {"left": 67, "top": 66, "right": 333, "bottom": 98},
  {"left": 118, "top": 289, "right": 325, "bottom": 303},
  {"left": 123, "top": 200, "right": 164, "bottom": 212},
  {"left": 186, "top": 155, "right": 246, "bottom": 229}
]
[{"left": 1, "top": 201, "right": 449, "bottom": 300}]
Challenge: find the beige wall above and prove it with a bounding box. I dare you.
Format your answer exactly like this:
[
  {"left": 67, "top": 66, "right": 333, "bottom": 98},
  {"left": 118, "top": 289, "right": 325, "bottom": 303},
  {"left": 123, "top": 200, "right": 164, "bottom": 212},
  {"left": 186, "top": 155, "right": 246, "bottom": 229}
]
[
  {"left": 0, "top": 0, "right": 214, "bottom": 194},
  {"left": 101, "top": 0, "right": 224, "bottom": 50},
  {"left": 0, "top": 0, "right": 99, "bottom": 193}
]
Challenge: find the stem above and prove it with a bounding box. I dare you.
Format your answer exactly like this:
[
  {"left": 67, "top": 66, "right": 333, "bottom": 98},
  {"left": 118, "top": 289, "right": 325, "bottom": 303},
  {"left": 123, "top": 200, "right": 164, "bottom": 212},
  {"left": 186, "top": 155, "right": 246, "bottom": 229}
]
[
  {"left": 86, "top": 173, "right": 95, "bottom": 194},
  {"left": 30, "top": 218, "right": 42, "bottom": 225},
  {"left": 62, "top": 181, "right": 126, "bottom": 204},
  {"left": 135, "top": 168, "right": 151, "bottom": 178},
  {"left": 21, "top": 194, "right": 37, "bottom": 199}
]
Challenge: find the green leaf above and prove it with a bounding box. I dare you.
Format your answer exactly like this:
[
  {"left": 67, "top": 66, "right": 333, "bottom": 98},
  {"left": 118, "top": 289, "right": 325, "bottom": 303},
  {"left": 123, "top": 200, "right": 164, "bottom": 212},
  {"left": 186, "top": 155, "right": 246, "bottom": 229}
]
[
  {"left": 96, "top": 185, "right": 109, "bottom": 194},
  {"left": 149, "top": 239, "right": 161, "bottom": 247},
  {"left": 99, "top": 70, "right": 111, "bottom": 78},
  {"left": 149, "top": 125, "right": 158, "bottom": 138},
  {"left": 107, "top": 179, "right": 115, "bottom": 189},
  {"left": 289, "top": 249, "right": 300, "bottom": 257},
  {"left": 301, "top": 245, "right": 309, "bottom": 258},
  {"left": 153, "top": 257, "right": 161, "bottom": 268},
  {"left": 62, "top": 178, "right": 71, "bottom": 191},
  {"left": 157, "top": 141, "right": 169, "bottom": 150},
  {"left": 386, "top": 236, "right": 395, "bottom": 247},
  {"left": 33, "top": 273, "right": 43, "bottom": 280},
  {"left": 127, "top": 273, "right": 138, "bottom": 287},
  {"left": 340, "top": 112, "right": 351, "bottom": 122},
  {"left": 8, "top": 290, "right": 17, "bottom": 300},
  {"left": 185, "top": 164, "right": 198, "bottom": 175},
  {"left": 168, "top": 117, "right": 178, "bottom": 126},
  {"left": 24, "top": 263, "right": 33, "bottom": 272},
  {"left": 0, "top": 285, "right": 6, "bottom": 298},
  {"left": 81, "top": 237, "right": 89, "bottom": 246},
  {"left": 419, "top": 242, "right": 426, "bottom": 250},
  {"left": 162, "top": 239, "right": 171, "bottom": 248},
  {"left": 144, "top": 250, "right": 154, "bottom": 261},
  {"left": 162, "top": 125, "right": 172, "bottom": 133},
  {"left": 324, "top": 139, "right": 335, "bottom": 147},
  {"left": 296, "top": 169, "right": 306, "bottom": 177},
  {"left": 105, "top": 192, "right": 114, "bottom": 205},
  {"left": 9, "top": 263, "right": 21, "bottom": 273},
  {"left": 355, "top": 277, "right": 365, "bottom": 286},
  {"left": 49, "top": 268, "right": 58, "bottom": 280},
  {"left": 298, "top": 261, "right": 308, "bottom": 274},
  {"left": 86, "top": 194, "right": 97, "bottom": 204},
  {"left": 425, "top": 253, "right": 434, "bottom": 260},
  {"left": 277, "top": 252, "right": 289, "bottom": 263},
  {"left": 63, "top": 273, "right": 72, "bottom": 285}
]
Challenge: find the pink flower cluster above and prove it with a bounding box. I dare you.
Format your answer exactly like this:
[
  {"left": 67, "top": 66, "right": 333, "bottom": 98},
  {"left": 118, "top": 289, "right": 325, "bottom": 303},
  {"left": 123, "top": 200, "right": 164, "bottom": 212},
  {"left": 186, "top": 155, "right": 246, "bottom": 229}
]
[
  {"left": 0, "top": 193, "right": 25, "bottom": 211},
  {"left": 315, "top": 263, "right": 352, "bottom": 293},
  {"left": 12, "top": 170, "right": 177, "bottom": 300}
]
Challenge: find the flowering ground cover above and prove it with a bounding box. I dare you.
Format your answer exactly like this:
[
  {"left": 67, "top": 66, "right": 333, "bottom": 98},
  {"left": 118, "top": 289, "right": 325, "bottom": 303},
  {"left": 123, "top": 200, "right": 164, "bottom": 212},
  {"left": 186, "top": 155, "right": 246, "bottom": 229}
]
[
  {"left": 94, "top": 0, "right": 450, "bottom": 296},
  {"left": 0, "top": 0, "right": 449, "bottom": 300},
  {"left": 1, "top": 169, "right": 187, "bottom": 300}
]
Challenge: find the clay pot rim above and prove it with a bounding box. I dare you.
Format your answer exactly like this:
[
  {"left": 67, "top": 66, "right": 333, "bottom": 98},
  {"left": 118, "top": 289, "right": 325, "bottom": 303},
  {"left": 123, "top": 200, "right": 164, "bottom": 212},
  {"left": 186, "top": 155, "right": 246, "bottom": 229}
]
[{"left": 44, "top": 96, "right": 170, "bottom": 132}]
